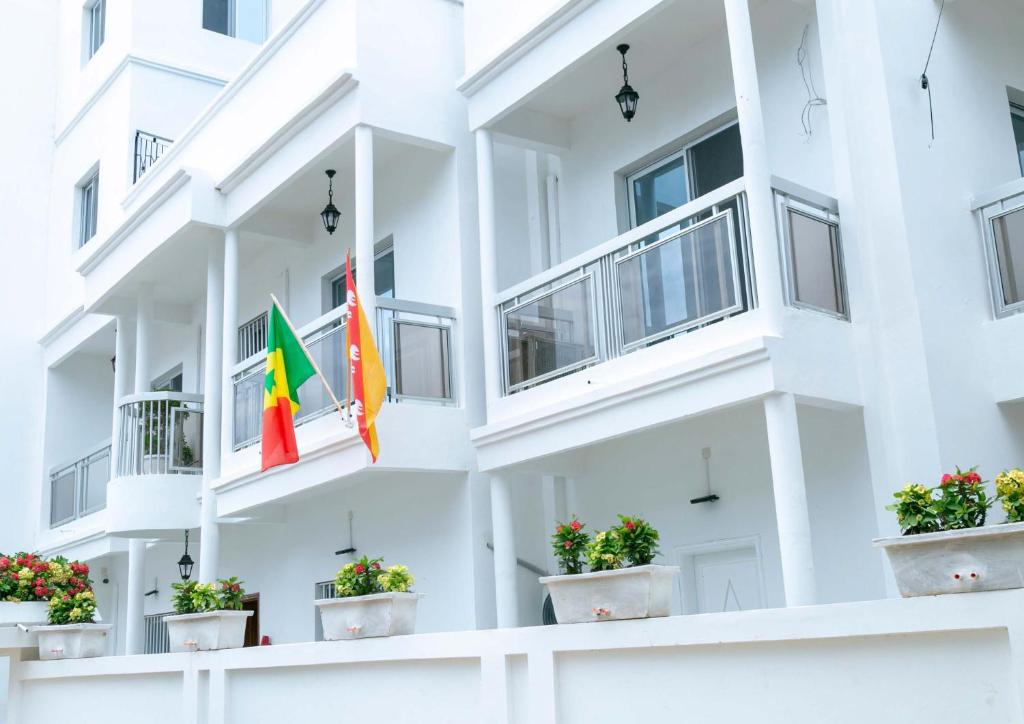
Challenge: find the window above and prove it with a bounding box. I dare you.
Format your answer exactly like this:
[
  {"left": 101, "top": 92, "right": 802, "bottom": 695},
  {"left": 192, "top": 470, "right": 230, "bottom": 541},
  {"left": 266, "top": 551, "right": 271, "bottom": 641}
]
[
  {"left": 627, "top": 123, "right": 743, "bottom": 228},
  {"left": 78, "top": 171, "right": 99, "bottom": 248},
  {"left": 85, "top": 0, "right": 105, "bottom": 60},
  {"left": 776, "top": 190, "right": 847, "bottom": 318},
  {"left": 992, "top": 206, "right": 1024, "bottom": 310},
  {"left": 151, "top": 365, "right": 183, "bottom": 392},
  {"left": 1012, "top": 104, "right": 1024, "bottom": 176},
  {"left": 203, "top": 0, "right": 268, "bottom": 43},
  {"left": 326, "top": 245, "right": 396, "bottom": 312}
]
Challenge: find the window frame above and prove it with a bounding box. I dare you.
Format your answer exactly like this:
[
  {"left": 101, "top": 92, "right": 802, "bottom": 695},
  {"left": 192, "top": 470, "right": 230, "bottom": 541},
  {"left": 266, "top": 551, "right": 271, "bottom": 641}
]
[
  {"left": 85, "top": 0, "right": 105, "bottom": 62},
  {"left": 202, "top": 0, "right": 269, "bottom": 43},
  {"left": 77, "top": 169, "right": 100, "bottom": 248},
  {"left": 981, "top": 194, "right": 1024, "bottom": 318},
  {"left": 774, "top": 186, "right": 849, "bottom": 320},
  {"left": 1011, "top": 103, "right": 1024, "bottom": 177},
  {"left": 322, "top": 240, "right": 396, "bottom": 314},
  {"left": 625, "top": 121, "right": 741, "bottom": 229}
]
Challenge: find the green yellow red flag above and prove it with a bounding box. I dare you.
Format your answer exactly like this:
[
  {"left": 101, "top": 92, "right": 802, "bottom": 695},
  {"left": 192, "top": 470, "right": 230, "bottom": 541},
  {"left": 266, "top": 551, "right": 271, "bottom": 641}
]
[{"left": 261, "top": 301, "right": 316, "bottom": 471}]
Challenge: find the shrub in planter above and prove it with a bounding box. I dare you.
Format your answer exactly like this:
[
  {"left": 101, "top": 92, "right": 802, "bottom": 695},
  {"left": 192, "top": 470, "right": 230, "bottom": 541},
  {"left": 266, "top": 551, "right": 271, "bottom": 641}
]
[
  {"left": 885, "top": 484, "right": 941, "bottom": 536},
  {"left": 934, "top": 467, "right": 990, "bottom": 530},
  {"left": 315, "top": 556, "right": 421, "bottom": 640},
  {"left": 31, "top": 568, "right": 112, "bottom": 660},
  {"left": 541, "top": 515, "right": 678, "bottom": 624},
  {"left": 164, "top": 577, "right": 252, "bottom": 652},
  {"left": 995, "top": 469, "right": 1024, "bottom": 522},
  {"left": 0, "top": 554, "right": 92, "bottom": 626}
]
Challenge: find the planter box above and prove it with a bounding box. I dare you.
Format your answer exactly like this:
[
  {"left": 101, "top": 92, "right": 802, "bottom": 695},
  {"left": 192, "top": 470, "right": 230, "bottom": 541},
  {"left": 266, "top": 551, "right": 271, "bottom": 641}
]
[
  {"left": 164, "top": 610, "right": 253, "bottom": 652},
  {"left": 539, "top": 565, "right": 680, "bottom": 624},
  {"left": 30, "top": 624, "right": 112, "bottom": 660},
  {"left": 315, "top": 593, "right": 423, "bottom": 640},
  {"left": 874, "top": 522, "right": 1024, "bottom": 597},
  {"left": 0, "top": 601, "right": 49, "bottom": 626}
]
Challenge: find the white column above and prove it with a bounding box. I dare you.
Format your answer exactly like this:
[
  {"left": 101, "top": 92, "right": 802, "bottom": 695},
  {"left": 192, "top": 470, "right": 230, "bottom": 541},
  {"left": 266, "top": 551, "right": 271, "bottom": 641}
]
[
  {"left": 490, "top": 472, "right": 519, "bottom": 627},
  {"left": 354, "top": 125, "right": 376, "bottom": 322},
  {"left": 763, "top": 393, "right": 816, "bottom": 607},
  {"left": 124, "top": 538, "right": 146, "bottom": 654},
  {"left": 475, "top": 129, "right": 502, "bottom": 408},
  {"left": 199, "top": 237, "right": 225, "bottom": 583},
  {"left": 134, "top": 289, "right": 153, "bottom": 394},
  {"left": 109, "top": 316, "right": 131, "bottom": 469},
  {"left": 220, "top": 229, "right": 239, "bottom": 460},
  {"left": 723, "top": 0, "right": 785, "bottom": 330}
]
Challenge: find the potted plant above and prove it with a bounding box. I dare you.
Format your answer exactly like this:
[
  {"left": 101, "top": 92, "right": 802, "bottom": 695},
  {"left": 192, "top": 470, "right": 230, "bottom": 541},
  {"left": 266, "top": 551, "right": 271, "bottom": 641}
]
[
  {"left": 539, "top": 515, "right": 679, "bottom": 624},
  {"left": 31, "top": 587, "right": 112, "bottom": 660},
  {"left": 0, "top": 553, "right": 70, "bottom": 626},
  {"left": 164, "top": 577, "right": 252, "bottom": 652},
  {"left": 875, "top": 466, "right": 1024, "bottom": 597},
  {"left": 314, "top": 556, "right": 421, "bottom": 640}
]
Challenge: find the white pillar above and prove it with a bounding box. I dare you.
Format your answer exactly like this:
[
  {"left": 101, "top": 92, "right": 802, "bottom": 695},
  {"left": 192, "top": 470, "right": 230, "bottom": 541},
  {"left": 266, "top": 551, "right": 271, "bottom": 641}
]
[
  {"left": 475, "top": 129, "right": 502, "bottom": 408},
  {"left": 763, "top": 393, "right": 816, "bottom": 607},
  {"left": 134, "top": 289, "right": 153, "bottom": 394},
  {"left": 124, "top": 538, "right": 146, "bottom": 655},
  {"left": 109, "top": 316, "right": 130, "bottom": 469},
  {"left": 199, "top": 238, "right": 225, "bottom": 583},
  {"left": 354, "top": 125, "right": 376, "bottom": 322},
  {"left": 220, "top": 229, "right": 239, "bottom": 460},
  {"left": 723, "top": 0, "right": 785, "bottom": 330},
  {"left": 490, "top": 472, "right": 519, "bottom": 627}
]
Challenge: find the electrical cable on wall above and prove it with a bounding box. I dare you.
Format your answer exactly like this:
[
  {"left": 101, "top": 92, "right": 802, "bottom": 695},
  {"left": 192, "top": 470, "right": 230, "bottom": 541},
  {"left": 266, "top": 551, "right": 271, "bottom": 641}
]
[
  {"left": 798, "top": 24, "right": 827, "bottom": 138},
  {"left": 921, "top": 0, "right": 946, "bottom": 144}
]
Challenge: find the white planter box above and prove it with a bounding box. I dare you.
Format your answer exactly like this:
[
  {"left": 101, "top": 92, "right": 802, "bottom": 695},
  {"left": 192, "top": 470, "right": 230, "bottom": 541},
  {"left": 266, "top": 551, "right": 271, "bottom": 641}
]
[
  {"left": 30, "top": 624, "right": 112, "bottom": 660},
  {"left": 874, "top": 522, "right": 1024, "bottom": 597},
  {"left": 164, "top": 610, "right": 253, "bottom": 652},
  {"left": 539, "top": 565, "right": 680, "bottom": 624},
  {"left": 0, "top": 601, "right": 49, "bottom": 626},
  {"left": 315, "top": 593, "right": 423, "bottom": 640}
]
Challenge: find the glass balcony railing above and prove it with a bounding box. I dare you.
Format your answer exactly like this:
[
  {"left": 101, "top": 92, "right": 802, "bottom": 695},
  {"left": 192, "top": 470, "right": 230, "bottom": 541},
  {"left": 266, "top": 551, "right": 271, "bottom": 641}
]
[
  {"left": 231, "top": 298, "right": 456, "bottom": 451},
  {"left": 49, "top": 442, "right": 111, "bottom": 527},
  {"left": 498, "top": 179, "right": 752, "bottom": 393}
]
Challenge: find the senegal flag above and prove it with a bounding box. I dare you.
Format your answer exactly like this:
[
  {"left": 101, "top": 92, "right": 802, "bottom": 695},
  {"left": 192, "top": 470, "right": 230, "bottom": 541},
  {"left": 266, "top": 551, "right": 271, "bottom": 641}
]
[{"left": 261, "top": 302, "right": 316, "bottom": 471}]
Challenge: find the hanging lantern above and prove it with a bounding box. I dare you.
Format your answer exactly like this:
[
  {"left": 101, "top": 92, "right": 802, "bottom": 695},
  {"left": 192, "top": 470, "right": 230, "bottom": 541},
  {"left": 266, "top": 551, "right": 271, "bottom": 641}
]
[
  {"left": 320, "top": 169, "right": 341, "bottom": 235},
  {"left": 177, "top": 530, "right": 194, "bottom": 581},
  {"left": 615, "top": 44, "right": 639, "bottom": 122}
]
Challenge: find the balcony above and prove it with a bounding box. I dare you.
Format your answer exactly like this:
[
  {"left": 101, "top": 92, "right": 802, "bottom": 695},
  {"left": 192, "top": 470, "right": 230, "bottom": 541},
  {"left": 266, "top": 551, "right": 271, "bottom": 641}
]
[
  {"left": 132, "top": 130, "right": 172, "bottom": 184},
  {"left": 48, "top": 442, "right": 111, "bottom": 528},
  {"left": 106, "top": 392, "right": 204, "bottom": 537},
  {"left": 231, "top": 298, "right": 456, "bottom": 451},
  {"left": 498, "top": 180, "right": 751, "bottom": 394}
]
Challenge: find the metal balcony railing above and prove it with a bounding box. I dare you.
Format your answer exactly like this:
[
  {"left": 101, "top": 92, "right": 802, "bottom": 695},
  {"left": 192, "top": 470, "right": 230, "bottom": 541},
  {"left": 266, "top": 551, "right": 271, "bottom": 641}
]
[
  {"left": 230, "top": 299, "right": 456, "bottom": 451},
  {"left": 133, "top": 130, "right": 172, "bottom": 183},
  {"left": 497, "top": 178, "right": 753, "bottom": 394},
  {"left": 115, "top": 392, "right": 204, "bottom": 477},
  {"left": 49, "top": 441, "right": 111, "bottom": 527}
]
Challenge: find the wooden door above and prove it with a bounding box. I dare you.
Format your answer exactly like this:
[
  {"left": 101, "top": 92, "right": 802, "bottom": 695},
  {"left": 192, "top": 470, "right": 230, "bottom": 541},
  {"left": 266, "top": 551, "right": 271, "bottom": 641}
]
[{"left": 241, "top": 593, "right": 260, "bottom": 647}]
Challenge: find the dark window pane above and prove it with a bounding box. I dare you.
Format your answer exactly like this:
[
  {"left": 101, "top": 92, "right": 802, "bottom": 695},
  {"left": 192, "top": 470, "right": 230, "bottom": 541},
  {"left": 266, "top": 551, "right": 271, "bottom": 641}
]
[
  {"left": 994, "top": 207, "right": 1024, "bottom": 306},
  {"left": 394, "top": 323, "right": 450, "bottom": 400},
  {"left": 1012, "top": 109, "right": 1024, "bottom": 176},
  {"left": 203, "top": 0, "right": 230, "bottom": 35},
  {"left": 788, "top": 210, "right": 844, "bottom": 314},
  {"left": 632, "top": 154, "right": 687, "bottom": 227},
  {"left": 330, "top": 251, "right": 395, "bottom": 310},
  {"left": 690, "top": 124, "right": 743, "bottom": 198}
]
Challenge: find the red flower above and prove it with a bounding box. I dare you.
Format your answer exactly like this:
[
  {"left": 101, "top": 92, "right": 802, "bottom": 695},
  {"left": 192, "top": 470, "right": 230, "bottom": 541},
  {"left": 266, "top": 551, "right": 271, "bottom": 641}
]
[
  {"left": 569, "top": 521, "right": 582, "bottom": 532},
  {"left": 231, "top": 583, "right": 240, "bottom": 592},
  {"left": 34, "top": 577, "right": 45, "bottom": 587},
  {"left": 354, "top": 564, "right": 365, "bottom": 574},
  {"left": 63, "top": 595, "right": 70, "bottom": 601},
  {"left": 371, "top": 563, "right": 381, "bottom": 570},
  {"left": 0, "top": 557, "right": 9, "bottom": 570},
  {"left": 8, "top": 572, "right": 17, "bottom": 581},
  {"left": 556, "top": 525, "right": 565, "bottom": 534},
  {"left": 624, "top": 520, "right": 637, "bottom": 531},
  {"left": 563, "top": 540, "right": 573, "bottom": 549},
  {"left": 966, "top": 472, "right": 982, "bottom": 484},
  {"left": 34, "top": 586, "right": 46, "bottom": 597},
  {"left": 940, "top": 474, "right": 953, "bottom": 486}
]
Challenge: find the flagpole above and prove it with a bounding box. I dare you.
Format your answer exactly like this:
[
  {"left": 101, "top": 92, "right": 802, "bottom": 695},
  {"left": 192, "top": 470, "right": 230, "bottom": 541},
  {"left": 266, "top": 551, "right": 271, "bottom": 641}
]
[{"left": 269, "top": 294, "right": 351, "bottom": 426}]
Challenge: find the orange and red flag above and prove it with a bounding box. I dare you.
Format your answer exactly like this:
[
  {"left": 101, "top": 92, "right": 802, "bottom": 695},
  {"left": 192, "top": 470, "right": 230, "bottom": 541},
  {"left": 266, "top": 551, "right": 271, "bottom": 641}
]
[{"left": 345, "top": 253, "right": 386, "bottom": 462}]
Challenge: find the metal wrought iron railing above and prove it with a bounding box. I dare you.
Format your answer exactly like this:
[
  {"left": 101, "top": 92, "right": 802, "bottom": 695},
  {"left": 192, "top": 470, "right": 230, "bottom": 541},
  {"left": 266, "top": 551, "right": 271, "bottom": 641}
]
[
  {"left": 238, "top": 311, "right": 268, "bottom": 363},
  {"left": 497, "top": 178, "right": 753, "bottom": 394},
  {"left": 144, "top": 612, "right": 171, "bottom": 654},
  {"left": 230, "top": 299, "right": 457, "bottom": 451},
  {"left": 133, "top": 130, "right": 172, "bottom": 183},
  {"left": 115, "top": 392, "right": 204, "bottom": 477},
  {"left": 49, "top": 441, "right": 111, "bottom": 527}
]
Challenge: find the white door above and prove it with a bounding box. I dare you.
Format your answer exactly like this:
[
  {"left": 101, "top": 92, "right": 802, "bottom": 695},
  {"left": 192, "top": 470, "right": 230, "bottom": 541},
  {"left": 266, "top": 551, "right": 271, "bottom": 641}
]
[{"left": 692, "top": 547, "right": 763, "bottom": 614}]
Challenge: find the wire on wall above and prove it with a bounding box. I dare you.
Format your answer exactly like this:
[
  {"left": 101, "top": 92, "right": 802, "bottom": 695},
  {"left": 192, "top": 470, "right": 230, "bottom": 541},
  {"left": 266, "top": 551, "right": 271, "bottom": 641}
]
[
  {"left": 920, "top": 0, "right": 946, "bottom": 144},
  {"left": 798, "top": 24, "right": 827, "bottom": 138}
]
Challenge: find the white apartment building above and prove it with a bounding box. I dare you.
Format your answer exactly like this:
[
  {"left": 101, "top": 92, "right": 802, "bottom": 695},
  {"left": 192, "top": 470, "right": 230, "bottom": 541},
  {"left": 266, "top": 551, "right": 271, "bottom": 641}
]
[{"left": 2, "top": 0, "right": 1024, "bottom": 720}]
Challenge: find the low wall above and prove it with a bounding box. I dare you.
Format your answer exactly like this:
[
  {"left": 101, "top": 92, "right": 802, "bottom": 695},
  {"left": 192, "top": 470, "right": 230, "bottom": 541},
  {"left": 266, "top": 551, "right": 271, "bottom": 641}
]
[{"left": 5, "top": 590, "right": 1024, "bottom": 723}]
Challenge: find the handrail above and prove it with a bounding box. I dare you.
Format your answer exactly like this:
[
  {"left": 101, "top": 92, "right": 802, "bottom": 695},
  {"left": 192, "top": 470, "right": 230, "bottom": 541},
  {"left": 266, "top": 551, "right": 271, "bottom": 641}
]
[
  {"left": 117, "top": 391, "right": 204, "bottom": 406},
  {"left": 971, "top": 176, "right": 1024, "bottom": 212},
  {"left": 48, "top": 438, "right": 113, "bottom": 477},
  {"left": 496, "top": 177, "right": 747, "bottom": 304}
]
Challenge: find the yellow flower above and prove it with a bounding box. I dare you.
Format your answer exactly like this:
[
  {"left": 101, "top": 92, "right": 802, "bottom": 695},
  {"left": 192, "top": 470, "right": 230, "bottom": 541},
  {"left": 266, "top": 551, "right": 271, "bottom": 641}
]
[{"left": 17, "top": 568, "right": 33, "bottom": 581}]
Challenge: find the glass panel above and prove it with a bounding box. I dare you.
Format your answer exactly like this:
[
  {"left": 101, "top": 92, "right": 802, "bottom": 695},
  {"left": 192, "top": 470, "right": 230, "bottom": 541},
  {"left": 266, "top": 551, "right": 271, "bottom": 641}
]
[
  {"left": 505, "top": 279, "right": 595, "bottom": 388},
  {"left": 330, "top": 251, "right": 395, "bottom": 310},
  {"left": 1012, "top": 109, "right": 1024, "bottom": 176},
  {"left": 295, "top": 325, "right": 347, "bottom": 423},
  {"left": 394, "top": 323, "right": 450, "bottom": 400},
  {"left": 690, "top": 125, "right": 744, "bottom": 198},
  {"left": 50, "top": 468, "right": 76, "bottom": 525},
  {"left": 82, "top": 450, "right": 109, "bottom": 512},
  {"left": 994, "top": 207, "right": 1024, "bottom": 306},
  {"left": 788, "top": 210, "right": 844, "bottom": 314},
  {"left": 203, "top": 0, "right": 230, "bottom": 34},
  {"left": 89, "top": 1, "right": 105, "bottom": 56},
  {"left": 632, "top": 154, "right": 688, "bottom": 227},
  {"left": 234, "top": 0, "right": 267, "bottom": 43},
  {"left": 171, "top": 407, "right": 203, "bottom": 470},
  {"left": 618, "top": 215, "right": 736, "bottom": 345},
  {"left": 233, "top": 370, "right": 264, "bottom": 448}
]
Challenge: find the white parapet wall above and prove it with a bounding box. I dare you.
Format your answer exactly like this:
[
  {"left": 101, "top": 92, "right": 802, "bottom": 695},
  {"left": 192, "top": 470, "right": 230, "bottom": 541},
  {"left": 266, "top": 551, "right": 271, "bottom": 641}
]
[{"left": 5, "top": 590, "right": 1024, "bottom": 723}]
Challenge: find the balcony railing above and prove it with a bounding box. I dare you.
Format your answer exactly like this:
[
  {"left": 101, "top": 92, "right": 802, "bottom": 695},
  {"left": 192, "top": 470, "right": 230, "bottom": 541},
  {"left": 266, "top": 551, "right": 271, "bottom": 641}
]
[
  {"left": 115, "top": 392, "right": 204, "bottom": 476},
  {"left": 49, "top": 441, "right": 111, "bottom": 527},
  {"left": 497, "top": 178, "right": 752, "bottom": 393},
  {"left": 231, "top": 298, "right": 456, "bottom": 451},
  {"left": 133, "top": 130, "right": 172, "bottom": 183}
]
